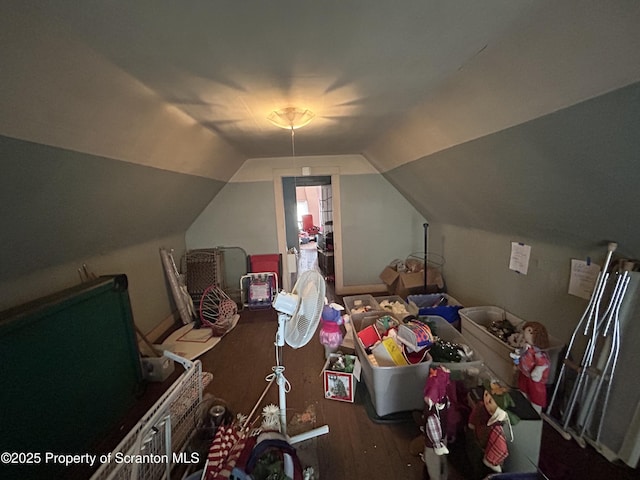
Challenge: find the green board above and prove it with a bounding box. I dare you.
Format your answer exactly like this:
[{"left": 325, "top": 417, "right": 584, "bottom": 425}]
[{"left": 0, "top": 275, "right": 143, "bottom": 479}]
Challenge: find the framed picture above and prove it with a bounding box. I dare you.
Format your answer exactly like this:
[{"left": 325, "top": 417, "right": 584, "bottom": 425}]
[{"left": 324, "top": 371, "right": 355, "bottom": 402}]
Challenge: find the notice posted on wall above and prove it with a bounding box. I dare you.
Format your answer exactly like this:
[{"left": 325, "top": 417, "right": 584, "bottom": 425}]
[
  {"left": 509, "top": 242, "right": 531, "bottom": 275},
  {"left": 568, "top": 259, "right": 601, "bottom": 299}
]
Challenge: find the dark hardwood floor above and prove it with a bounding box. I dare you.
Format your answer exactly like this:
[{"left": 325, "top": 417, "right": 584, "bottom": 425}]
[
  {"left": 199, "top": 307, "right": 430, "bottom": 479},
  {"left": 195, "top": 299, "right": 639, "bottom": 480}
]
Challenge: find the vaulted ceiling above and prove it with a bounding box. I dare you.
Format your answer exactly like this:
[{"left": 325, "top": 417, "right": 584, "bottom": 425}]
[
  {"left": 4, "top": 0, "right": 638, "bottom": 177},
  {"left": 1, "top": 0, "right": 640, "bottom": 284}
]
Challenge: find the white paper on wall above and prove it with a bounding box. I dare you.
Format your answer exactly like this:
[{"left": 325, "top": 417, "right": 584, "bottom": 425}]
[
  {"left": 568, "top": 259, "right": 601, "bottom": 299},
  {"left": 509, "top": 242, "right": 531, "bottom": 275}
]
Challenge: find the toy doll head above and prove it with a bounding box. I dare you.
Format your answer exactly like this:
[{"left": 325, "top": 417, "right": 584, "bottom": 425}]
[
  {"left": 483, "top": 381, "right": 514, "bottom": 414},
  {"left": 321, "top": 304, "right": 342, "bottom": 323},
  {"left": 482, "top": 380, "right": 519, "bottom": 425},
  {"left": 424, "top": 366, "right": 450, "bottom": 405},
  {"left": 522, "top": 321, "right": 549, "bottom": 349}
]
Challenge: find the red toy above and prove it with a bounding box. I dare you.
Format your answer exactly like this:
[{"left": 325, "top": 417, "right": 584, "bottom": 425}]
[{"left": 511, "top": 321, "right": 551, "bottom": 409}]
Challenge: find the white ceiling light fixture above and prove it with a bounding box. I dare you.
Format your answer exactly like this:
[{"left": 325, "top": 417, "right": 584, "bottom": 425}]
[
  {"left": 267, "top": 107, "right": 315, "bottom": 131},
  {"left": 267, "top": 107, "right": 315, "bottom": 157}
]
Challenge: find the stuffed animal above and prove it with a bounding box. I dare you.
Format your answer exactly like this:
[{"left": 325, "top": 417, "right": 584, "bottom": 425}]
[
  {"left": 318, "top": 304, "right": 344, "bottom": 357},
  {"left": 467, "top": 381, "right": 517, "bottom": 475},
  {"left": 510, "top": 321, "right": 550, "bottom": 409},
  {"left": 420, "top": 366, "right": 451, "bottom": 480}
]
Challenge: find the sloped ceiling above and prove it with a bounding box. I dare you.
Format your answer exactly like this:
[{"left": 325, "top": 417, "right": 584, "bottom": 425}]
[
  {"left": 2, "top": 1, "right": 639, "bottom": 171},
  {"left": 1, "top": 0, "right": 640, "bottom": 278}
]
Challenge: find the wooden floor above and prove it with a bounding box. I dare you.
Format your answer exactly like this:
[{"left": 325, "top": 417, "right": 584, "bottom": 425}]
[
  {"left": 194, "top": 304, "right": 639, "bottom": 480},
  {"left": 198, "top": 307, "right": 432, "bottom": 479}
]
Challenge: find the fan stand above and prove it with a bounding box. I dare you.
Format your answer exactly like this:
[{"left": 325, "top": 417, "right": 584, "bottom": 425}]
[{"left": 273, "top": 312, "right": 330, "bottom": 445}]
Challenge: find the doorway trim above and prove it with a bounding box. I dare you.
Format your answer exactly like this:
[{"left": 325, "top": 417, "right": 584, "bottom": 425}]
[{"left": 274, "top": 167, "right": 342, "bottom": 292}]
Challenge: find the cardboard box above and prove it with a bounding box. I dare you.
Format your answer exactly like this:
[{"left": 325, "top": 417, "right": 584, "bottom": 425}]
[
  {"left": 379, "top": 265, "right": 444, "bottom": 298},
  {"left": 323, "top": 353, "right": 361, "bottom": 403}
]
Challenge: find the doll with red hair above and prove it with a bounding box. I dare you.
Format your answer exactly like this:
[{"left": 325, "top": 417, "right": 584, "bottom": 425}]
[{"left": 511, "top": 321, "right": 551, "bottom": 410}]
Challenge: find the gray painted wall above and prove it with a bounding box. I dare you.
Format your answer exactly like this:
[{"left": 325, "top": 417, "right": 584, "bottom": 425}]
[
  {"left": 186, "top": 181, "right": 280, "bottom": 254},
  {"left": 186, "top": 171, "right": 427, "bottom": 288},
  {"left": 383, "top": 83, "right": 640, "bottom": 344},
  {"left": 2, "top": 83, "right": 639, "bottom": 341},
  {"left": 429, "top": 222, "right": 599, "bottom": 342},
  {"left": 340, "top": 174, "right": 426, "bottom": 286},
  {"left": 0, "top": 135, "right": 225, "bottom": 331},
  {"left": 384, "top": 82, "right": 640, "bottom": 258}
]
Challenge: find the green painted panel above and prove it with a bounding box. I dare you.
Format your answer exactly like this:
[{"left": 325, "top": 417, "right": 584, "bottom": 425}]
[{"left": 0, "top": 275, "right": 142, "bottom": 480}]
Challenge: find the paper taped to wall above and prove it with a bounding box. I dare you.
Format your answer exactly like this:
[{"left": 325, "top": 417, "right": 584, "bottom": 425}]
[
  {"left": 568, "top": 259, "right": 601, "bottom": 299},
  {"left": 509, "top": 242, "right": 531, "bottom": 275}
]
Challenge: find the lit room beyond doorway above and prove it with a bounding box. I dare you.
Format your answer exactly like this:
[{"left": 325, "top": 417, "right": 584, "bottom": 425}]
[{"left": 294, "top": 181, "right": 333, "bottom": 283}]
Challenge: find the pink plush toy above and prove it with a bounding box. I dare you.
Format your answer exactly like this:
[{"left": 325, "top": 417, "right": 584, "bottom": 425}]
[
  {"left": 511, "top": 321, "right": 550, "bottom": 409},
  {"left": 318, "top": 304, "right": 344, "bottom": 356}
]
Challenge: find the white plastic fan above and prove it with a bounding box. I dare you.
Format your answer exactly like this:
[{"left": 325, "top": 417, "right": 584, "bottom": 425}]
[
  {"left": 275, "top": 270, "right": 326, "bottom": 348},
  {"left": 269, "top": 270, "right": 328, "bottom": 444}
]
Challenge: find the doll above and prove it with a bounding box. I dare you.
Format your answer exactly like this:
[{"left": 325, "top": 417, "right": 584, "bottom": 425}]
[
  {"left": 467, "top": 381, "right": 516, "bottom": 475},
  {"left": 318, "top": 303, "right": 344, "bottom": 357},
  {"left": 510, "top": 321, "right": 550, "bottom": 409},
  {"left": 420, "top": 366, "right": 451, "bottom": 480}
]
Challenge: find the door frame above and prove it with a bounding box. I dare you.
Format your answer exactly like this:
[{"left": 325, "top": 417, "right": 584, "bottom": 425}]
[{"left": 274, "top": 167, "right": 342, "bottom": 292}]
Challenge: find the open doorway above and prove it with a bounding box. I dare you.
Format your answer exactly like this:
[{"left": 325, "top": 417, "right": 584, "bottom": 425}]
[{"left": 282, "top": 176, "right": 333, "bottom": 283}]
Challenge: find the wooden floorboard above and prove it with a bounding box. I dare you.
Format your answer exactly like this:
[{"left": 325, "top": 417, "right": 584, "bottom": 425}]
[
  {"left": 195, "top": 296, "right": 639, "bottom": 480},
  {"left": 199, "top": 307, "right": 434, "bottom": 479}
]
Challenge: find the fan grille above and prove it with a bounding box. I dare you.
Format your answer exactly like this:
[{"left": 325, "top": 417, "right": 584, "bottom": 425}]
[{"left": 285, "top": 271, "right": 326, "bottom": 348}]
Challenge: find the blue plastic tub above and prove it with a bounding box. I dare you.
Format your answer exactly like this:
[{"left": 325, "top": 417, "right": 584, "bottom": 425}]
[{"left": 407, "top": 294, "right": 463, "bottom": 323}]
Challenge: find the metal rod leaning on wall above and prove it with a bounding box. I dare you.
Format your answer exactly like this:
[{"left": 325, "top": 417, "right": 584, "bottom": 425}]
[{"left": 423, "top": 222, "right": 429, "bottom": 293}]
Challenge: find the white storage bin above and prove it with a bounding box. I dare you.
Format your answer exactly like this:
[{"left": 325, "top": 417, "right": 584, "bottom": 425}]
[
  {"left": 343, "top": 294, "right": 382, "bottom": 322},
  {"left": 420, "top": 315, "right": 484, "bottom": 370},
  {"left": 374, "top": 295, "right": 419, "bottom": 318},
  {"left": 460, "top": 306, "right": 564, "bottom": 387},
  {"left": 354, "top": 315, "right": 432, "bottom": 417}
]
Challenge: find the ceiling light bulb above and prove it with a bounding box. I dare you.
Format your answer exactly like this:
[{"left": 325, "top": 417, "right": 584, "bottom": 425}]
[{"left": 267, "top": 107, "right": 315, "bottom": 130}]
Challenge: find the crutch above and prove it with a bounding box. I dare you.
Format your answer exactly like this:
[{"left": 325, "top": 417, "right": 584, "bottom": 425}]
[
  {"left": 575, "top": 271, "right": 629, "bottom": 444},
  {"left": 592, "top": 272, "right": 629, "bottom": 443},
  {"left": 561, "top": 242, "right": 618, "bottom": 431},
  {"left": 543, "top": 242, "right": 617, "bottom": 437}
]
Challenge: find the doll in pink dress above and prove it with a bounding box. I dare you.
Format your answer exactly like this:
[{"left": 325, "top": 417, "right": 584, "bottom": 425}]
[
  {"left": 318, "top": 304, "right": 344, "bottom": 357},
  {"left": 511, "top": 321, "right": 550, "bottom": 410}
]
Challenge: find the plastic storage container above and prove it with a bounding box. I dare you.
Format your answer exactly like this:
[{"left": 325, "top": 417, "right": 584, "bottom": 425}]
[
  {"left": 407, "top": 293, "right": 463, "bottom": 327},
  {"left": 374, "top": 295, "right": 418, "bottom": 318},
  {"left": 343, "top": 294, "right": 382, "bottom": 322},
  {"left": 420, "top": 315, "right": 484, "bottom": 370},
  {"left": 353, "top": 314, "right": 432, "bottom": 417},
  {"left": 459, "top": 306, "right": 564, "bottom": 386}
]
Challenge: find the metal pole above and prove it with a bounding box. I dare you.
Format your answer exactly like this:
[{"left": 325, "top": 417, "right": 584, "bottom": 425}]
[{"left": 423, "top": 222, "right": 429, "bottom": 293}]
